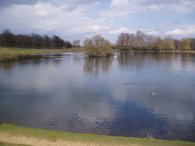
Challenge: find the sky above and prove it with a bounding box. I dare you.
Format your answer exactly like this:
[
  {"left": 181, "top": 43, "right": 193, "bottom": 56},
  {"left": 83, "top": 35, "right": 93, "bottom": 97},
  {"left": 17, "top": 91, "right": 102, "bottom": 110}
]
[{"left": 0, "top": 0, "right": 195, "bottom": 43}]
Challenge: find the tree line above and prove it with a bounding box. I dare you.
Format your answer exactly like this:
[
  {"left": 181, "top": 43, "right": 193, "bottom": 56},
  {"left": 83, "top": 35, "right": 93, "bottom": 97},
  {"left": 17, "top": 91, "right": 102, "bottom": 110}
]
[
  {"left": 1, "top": 29, "right": 195, "bottom": 53},
  {"left": 116, "top": 31, "right": 194, "bottom": 52},
  {"left": 84, "top": 31, "right": 195, "bottom": 57},
  {"left": 0, "top": 29, "right": 81, "bottom": 49}
]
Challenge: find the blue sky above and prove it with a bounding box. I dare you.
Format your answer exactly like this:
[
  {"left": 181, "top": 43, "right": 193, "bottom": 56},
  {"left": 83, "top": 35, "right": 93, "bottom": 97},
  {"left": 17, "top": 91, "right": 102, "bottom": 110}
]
[{"left": 0, "top": 0, "right": 194, "bottom": 42}]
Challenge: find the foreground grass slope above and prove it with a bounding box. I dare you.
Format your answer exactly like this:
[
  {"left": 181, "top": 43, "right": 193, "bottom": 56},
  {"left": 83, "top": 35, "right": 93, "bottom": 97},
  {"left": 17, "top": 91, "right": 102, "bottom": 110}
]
[
  {"left": 0, "top": 47, "right": 82, "bottom": 61},
  {"left": 0, "top": 124, "right": 194, "bottom": 146},
  {"left": 0, "top": 142, "right": 30, "bottom": 146}
]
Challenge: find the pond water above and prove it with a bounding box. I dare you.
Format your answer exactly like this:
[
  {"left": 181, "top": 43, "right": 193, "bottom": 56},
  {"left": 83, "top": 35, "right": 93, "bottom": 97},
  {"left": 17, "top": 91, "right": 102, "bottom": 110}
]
[{"left": 0, "top": 52, "right": 195, "bottom": 141}]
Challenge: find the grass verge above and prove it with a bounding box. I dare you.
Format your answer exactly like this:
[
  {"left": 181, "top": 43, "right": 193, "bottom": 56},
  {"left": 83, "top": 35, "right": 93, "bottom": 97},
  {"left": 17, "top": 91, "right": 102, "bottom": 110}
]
[
  {"left": 0, "top": 124, "right": 195, "bottom": 146},
  {"left": 0, "top": 47, "right": 83, "bottom": 61},
  {"left": 0, "top": 141, "right": 31, "bottom": 146}
]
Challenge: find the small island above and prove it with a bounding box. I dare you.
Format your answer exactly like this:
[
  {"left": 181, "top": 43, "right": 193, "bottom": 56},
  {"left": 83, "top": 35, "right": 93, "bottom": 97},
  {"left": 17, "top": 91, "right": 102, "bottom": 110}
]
[{"left": 84, "top": 35, "right": 113, "bottom": 57}]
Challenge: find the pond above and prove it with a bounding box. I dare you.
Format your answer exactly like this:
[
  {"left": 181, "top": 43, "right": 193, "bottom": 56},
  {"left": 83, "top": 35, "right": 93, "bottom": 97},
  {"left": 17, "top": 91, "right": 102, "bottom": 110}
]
[{"left": 0, "top": 52, "right": 195, "bottom": 141}]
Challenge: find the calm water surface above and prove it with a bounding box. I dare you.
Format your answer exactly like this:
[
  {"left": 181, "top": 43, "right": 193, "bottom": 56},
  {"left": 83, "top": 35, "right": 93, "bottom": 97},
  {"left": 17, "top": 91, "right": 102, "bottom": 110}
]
[{"left": 0, "top": 52, "right": 195, "bottom": 141}]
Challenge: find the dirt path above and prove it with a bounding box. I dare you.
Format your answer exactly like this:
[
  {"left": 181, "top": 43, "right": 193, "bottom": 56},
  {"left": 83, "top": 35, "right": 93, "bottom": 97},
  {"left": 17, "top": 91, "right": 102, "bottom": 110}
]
[{"left": 0, "top": 132, "right": 138, "bottom": 146}]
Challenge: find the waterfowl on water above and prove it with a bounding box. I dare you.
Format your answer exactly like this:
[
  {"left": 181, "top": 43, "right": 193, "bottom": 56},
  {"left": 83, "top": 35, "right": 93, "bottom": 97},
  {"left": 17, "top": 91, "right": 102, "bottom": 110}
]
[
  {"left": 123, "top": 82, "right": 129, "bottom": 85},
  {"left": 150, "top": 92, "right": 157, "bottom": 96}
]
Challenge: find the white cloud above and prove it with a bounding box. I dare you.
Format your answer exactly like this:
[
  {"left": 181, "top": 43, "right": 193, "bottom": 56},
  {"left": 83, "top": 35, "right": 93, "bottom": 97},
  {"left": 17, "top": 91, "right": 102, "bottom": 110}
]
[
  {"left": 146, "top": 30, "right": 160, "bottom": 36},
  {"left": 102, "top": 0, "right": 195, "bottom": 19},
  {"left": 0, "top": 0, "right": 194, "bottom": 42},
  {"left": 0, "top": 2, "right": 65, "bottom": 31},
  {"left": 139, "top": 0, "right": 195, "bottom": 13},
  {"left": 34, "top": 2, "right": 52, "bottom": 17},
  {"left": 175, "top": 0, "right": 195, "bottom": 13},
  {"left": 108, "top": 27, "right": 134, "bottom": 35},
  {"left": 101, "top": 0, "right": 159, "bottom": 18},
  {"left": 111, "top": 0, "right": 129, "bottom": 7},
  {"left": 0, "top": 0, "right": 136, "bottom": 42},
  {"left": 0, "top": 0, "right": 100, "bottom": 8},
  {"left": 0, "top": 1, "right": 108, "bottom": 40},
  {"left": 166, "top": 25, "right": 195, "bottom": 36}
]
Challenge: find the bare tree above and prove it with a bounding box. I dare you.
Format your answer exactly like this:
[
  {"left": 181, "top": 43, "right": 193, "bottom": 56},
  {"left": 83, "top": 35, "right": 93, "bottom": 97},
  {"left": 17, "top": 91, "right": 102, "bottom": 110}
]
[
  {"left": 117, "top": 33, "right": 131, "bottom": 51},
  {"left": 1, "top": 29, "right": 15, "bottom": 47},
  {"left": 181, "top": 38, "right": 191, "bottom": 51},
  {"left": 190, "top": 38, "right": 195, "bottom": 50},
  {"left": 152, "top": 37, "right": 164, "bottom": 51},
  {"left": 163, "top": 37, "right": 175, "bottom": 51},
  {"left": 174, "top": 39, "right": 181, "bottom": 51},
  {"left": 73, "top": 40, "right": 80, "bottom": 48},
  {"left": 135, "top": 31, "right": 146, "bottom": 50},
  {"left": 129, "top": 33, "right": 136, "bottom": 49}
]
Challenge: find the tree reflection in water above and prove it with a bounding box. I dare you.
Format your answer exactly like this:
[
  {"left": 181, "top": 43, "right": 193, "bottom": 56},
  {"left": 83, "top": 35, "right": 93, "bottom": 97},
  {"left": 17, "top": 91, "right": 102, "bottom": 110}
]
[{"left": 84, "top": 57, "right": 113, "bottom": 74}]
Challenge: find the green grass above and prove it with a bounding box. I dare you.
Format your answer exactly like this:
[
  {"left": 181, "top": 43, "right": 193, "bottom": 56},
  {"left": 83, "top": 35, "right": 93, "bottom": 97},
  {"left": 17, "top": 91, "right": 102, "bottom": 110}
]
[
  {"left": 0, "top": 124, "right": 194, "bottom": 146},
  {"left": 0, "top": 142, "right": 31, "bottom": 146},
  {"left": 0, "top": 47, "right": 83, "bottom": 61}
]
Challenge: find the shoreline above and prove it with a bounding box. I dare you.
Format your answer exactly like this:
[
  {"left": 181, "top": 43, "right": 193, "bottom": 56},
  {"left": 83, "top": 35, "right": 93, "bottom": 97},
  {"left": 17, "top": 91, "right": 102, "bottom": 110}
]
[
  {"left": 0, "top": 124, "right": 194, "bottom": 146},
  {"left": 117, "top": 50, "right": 195, "bottom": 54},
  {"left": 0, "top": 47, "right": 83, "bottom": 62},
  {"left": 1, "top": 47, "right": 195, "bottom": 62}
]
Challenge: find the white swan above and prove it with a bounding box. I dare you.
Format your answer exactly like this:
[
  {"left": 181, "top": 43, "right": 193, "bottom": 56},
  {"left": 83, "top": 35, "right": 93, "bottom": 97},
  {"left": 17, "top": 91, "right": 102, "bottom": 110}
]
[{"left": 150, "top": 92, "right": 157, "bottom": 96}]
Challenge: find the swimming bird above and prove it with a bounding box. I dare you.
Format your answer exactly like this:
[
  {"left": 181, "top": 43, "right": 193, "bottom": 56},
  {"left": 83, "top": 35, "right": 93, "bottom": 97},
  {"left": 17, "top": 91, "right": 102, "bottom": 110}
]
[
  {"left": 150, "top": 92, "right": 157, "bottom": 96},
  {"left": 123, "top": 82, "right": 129, "bottom": 86}
]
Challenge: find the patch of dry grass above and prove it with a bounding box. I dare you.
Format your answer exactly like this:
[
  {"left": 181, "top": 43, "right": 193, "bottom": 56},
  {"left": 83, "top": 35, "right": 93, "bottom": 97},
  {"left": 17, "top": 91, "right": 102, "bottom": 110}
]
[
  {"left": 0, "top": 133, "right": 139, "bottom": 146},
  {"left": 0, "top": 141, "right": 30, "bottom": 146}
]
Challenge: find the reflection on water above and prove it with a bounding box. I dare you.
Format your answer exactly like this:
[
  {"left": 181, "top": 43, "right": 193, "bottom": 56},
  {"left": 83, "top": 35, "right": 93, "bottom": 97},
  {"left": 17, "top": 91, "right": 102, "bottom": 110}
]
[
  {"left": 84, "top": 57, "right": 113, "bottom": 74},
  {"left": 0, "top": 52, "right": 195, "bottom": 141}
]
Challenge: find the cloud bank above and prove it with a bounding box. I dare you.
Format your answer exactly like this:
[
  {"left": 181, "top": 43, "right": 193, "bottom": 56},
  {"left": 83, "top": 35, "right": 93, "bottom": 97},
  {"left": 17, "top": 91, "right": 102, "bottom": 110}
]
[{"left": 0, "top": 0, "right": 194, "bottom": 42}]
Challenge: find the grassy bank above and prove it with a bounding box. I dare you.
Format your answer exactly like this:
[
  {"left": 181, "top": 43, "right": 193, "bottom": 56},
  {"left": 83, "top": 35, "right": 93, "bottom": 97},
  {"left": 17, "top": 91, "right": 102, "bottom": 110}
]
[
  {"left": 0, "top": 47, "right": 83, "bottom": 61},
  {"left": 0, "top": 141, "right": 30, "bottom": 146},
  {"left": 0, "top": 124, "right": 194, "bottom": 146}
]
